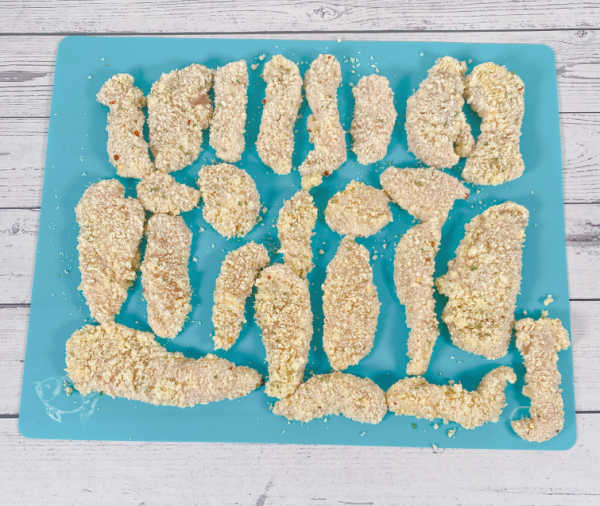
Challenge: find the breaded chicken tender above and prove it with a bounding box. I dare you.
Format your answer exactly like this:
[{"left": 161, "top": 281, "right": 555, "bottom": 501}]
[
  {"left": 212, "top": 242, "right": 270, "bottom": 350},
  {"left": 351, "top": 74, "right": 397, "bottom": 164},
  {"left": 272, "top": 372, "right": 387, "bottom": 424},
  {"left": 387, "top": 366, "right": 517, "bottom": 429},
  {"left": 255, "top": 264, "right": 313, "bottom": 398},
  {"left": 299, "top": 54, "right": 346, "bottom": 189},
  {"left": 436, "top": 202, "right": 529, "bottom": 359},
  {"left": 66, "top": 322, "right": 262, "bottom": 407},
  {"left": 257, "top": 55, "right": 303, "bottom": 174},
  {"left": 323, "top": 238, "right": 380, "bottom": 370},
  {"left": 148, "top": 64, "right": 213, "bottom": 172},
  {"left": 198, "top": 163, "right": 261, "bottom": 238},
  {"left": 405, "top": 56, "right": 474, "bottom": 169},
  {"left": 463, "top": 63, "right": 525, "bottom": 185},
  {"left": 512, "top": 318, "right": 570, "bottom": 442},
  {"left": 137, "top": 172, "right": 200, "bottom": 215},
  {"left": 141, "top": 214, "right": 192, "bottom": 339},
  {"left": 75, "top": 179, "right": 145, "bottom": 323},
  {"left": 277, "top": 190, "right": 317, "bottom": 277}
]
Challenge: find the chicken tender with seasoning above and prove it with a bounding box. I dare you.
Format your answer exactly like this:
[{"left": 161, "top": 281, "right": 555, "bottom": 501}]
[
  {"left": 212, "top": 242, "right": 270, "bottom": 350},
  {"left": 387, "top": 366, "right": 516, "bottom": 429},
  {"left": 255, "top": 264, "right": 313, "bottom": 398},
  {"left": 66, "top": 322, "right": 262, "bottom": 407},
  {"left": 436, "top": 202, "right": 529, "bottom": 359},
  {"left": 75, "top": 179, "right": 145, "bottom": 323},
  {"left": 137, "top": 172, "right": 200, "bottom": 215}
]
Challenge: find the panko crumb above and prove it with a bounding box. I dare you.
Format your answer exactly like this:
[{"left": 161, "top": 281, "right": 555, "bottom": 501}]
[
  {"left": 447, "top": 429, "right": 456, "bottom": 438},
  {"left": 544, "top": 294, "right": 554, "bottom": 306},
  {"left": 137, "top": 171, "right": 200, "bottom": 215}
]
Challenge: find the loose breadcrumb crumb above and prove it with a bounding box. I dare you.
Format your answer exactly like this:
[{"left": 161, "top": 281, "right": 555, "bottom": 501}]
[
  {"left": 137, "top": 171, "right": 200, "bottom": 215},
  {"left": 447, "top": 428, "right": 456, "bottom": 438},
  {"left": 544, "top": 294, "right": 554, "bottom": 306}
]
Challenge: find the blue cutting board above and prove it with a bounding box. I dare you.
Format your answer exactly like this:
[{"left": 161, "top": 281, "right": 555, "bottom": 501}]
[{"left": 19, "top": 36, "right": 575, "bottom": 449}]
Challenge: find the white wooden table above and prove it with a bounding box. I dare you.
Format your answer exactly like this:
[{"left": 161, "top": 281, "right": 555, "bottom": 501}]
[{"left": 1, "top": 2, "right": 599, "bottom": 504}]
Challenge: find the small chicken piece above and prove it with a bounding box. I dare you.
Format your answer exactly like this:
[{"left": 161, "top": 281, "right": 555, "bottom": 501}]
[
  {"left": 66, "top": 322, "right": 262, "bottom": 407},
  {"left": 148, "top": 64, "right": 213, "bottom": 172},
  {"left": 463, "top": 63, "right": 525, "bottom": 185},
  {"left": 512, "top": 318, "right": 570, "bottom": 442},
  {"left": 387, "top": 366, "right": 517, "bottom": 429},
  {"left": 75, "top": 180, "right": 145, "bottom": 323},
  {"left": 212, "top": 242, "right": 270, "bottom": 350},
  {"left": 254, "top": 264, "right": 313, "bottom": 398},
  {"left": 141, "top": 214, "right": 192, "bottom": 339},
  {"left": 272, "top": 372, "right": 387, "bottom": 424},
  {"left": 137, "top": 172, "right": 200, "bottom": 215},
  {"left": 351, "top": 74, "right": 397, "bottom": 164},
  {"left": 277, "top": 190, "right": 317, "bottom": 277},
  {"left": 198, "top": 163, "right": 261, "bottom": 238},
  {"left": 256, "top": 55, "right": 303, "bottom": 174},
  {"left": 436, "top": 202, "right": 529, "bottom": 359},
  {"left": 323, "top": 238, "right": 380, "bottom": 370},
  {"left": 405, "top": 56, "right": 474, "bottom": 169},
  {"left": 325, "top": 181, "right": 392, "bottom": 237},
  {"left": 299, "top": 54, "right": 347, "bottom": 189}
]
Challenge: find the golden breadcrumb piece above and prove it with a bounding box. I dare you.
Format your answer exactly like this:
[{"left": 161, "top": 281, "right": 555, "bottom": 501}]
[
  {"left": 463, "top": 63, "right": 525, "bottom": 185},
  {"left": 75, "top": 179, "right": 145, "bottom": 324},
  {"left": 212, "top": 242, "right": 270, "bottom": 350},
  {"left": 137, "top": 172, "right": 200, "bottom": 215},
  {"left": 209, "top": 60, "right": 248, "bottom": 162},
  {"left": 299, "top": 54, "right": 346, "bottom": 189},
  {"left": 405, "top": 56, "right": 474, "bottom": 169},
  {"left": 272, "top": 372, "right": 387, "bottom": 424},
  {"left": 148, "top": 64, "right": 213, "bottom": 172},
  {"left": 255, "top": 264, "right": 313, "bottom": 398},
  {"left": 198, "top": 163, "right": 261, "bottom": 238},
  {"left": 277, "top": 190, "right": 317, "bottom": 277},
  {"left": 350, "top": 74, "right": 397, "bottom": 164},
  {"left": 387, "top": 366, "right": 517, "bottom": 429},
  {"left": 512, "top": 318, "right": 570, "bottom": 442},
  {"left": 256, "top": 55, "right": 303, "bottom": 174},
  {"left": 436, "top": 202, "right": 529, "bottom": 359},
  {"left": 323, "top": 238, "right": 380, "bottom": 370},
  {"left": 66, "top": 322, "right": 262, "bottom": 407},
  {"left": 141, "top": 214, "right": 192, "bottom": 339}
]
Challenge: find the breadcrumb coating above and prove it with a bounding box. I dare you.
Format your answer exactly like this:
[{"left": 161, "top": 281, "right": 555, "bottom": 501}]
[
  {"left": 272, "top": 372, "right": 387, "bottom": 424},
  {"left": 387, "top": 366, "right": 517, "bottom": 429},
  {"left": 212, "top": 242, "right": 270, "bottom": 350},
  {"left": 463, "top": 63, "right": 525, "bottom": 185},
  {"left": 66, "top": 322, "right": 262, "bottom": 407},
  {"left": 405, "top": 56, "right": 474, "bottom": 169},
  {"left": 323, "top": 238, "right": 380, "bottom": 370},
  {"left": 148, "top": 64, "right": 213, "bottom": 172},
  {"left": 137, "top": 171, "right": 200, "bottom": 215},
  {"left": 75, "top": 179, "right": 145, "bottom": 324},
  {"left": 257, "top": 55, "right": 303, "bottom": 174},
  {"left": 198, "top": 163, "right": 261, "bottom": 238},
  {"left": 436, "top": 202, "right": 529, "bottom": 359},
  {"left": 255, "top": 264, "right": 313, "bottom": 398},
  {"left": 512, "top": 317, "right": 570, "bottom": 442},
  {"left": 141, "top": 214, "right": 192, "bottom": 339}
]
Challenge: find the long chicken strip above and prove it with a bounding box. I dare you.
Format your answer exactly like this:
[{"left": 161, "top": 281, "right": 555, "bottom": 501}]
[{"left": 137, "top": 171, "right": 200, "bottom": 215}]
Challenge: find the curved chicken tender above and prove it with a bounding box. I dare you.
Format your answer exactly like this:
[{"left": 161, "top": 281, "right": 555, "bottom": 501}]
[
  {"left": 255, "top": 264, "right": 313, "bottom": 398},
  {"left": 351, "top": 74, "right": 397, "bottom": 164},
  {"left": 141, "top": 214, "right": 192, "bottom": 339},
  {"left": 137, "top": 172, "right": 200, "bottom": 215},
  {"left": 405, "top": 56, "right": 474, "bottom": 169},
  {"left": 387, "top": 366, "right": 516, "bottom": 429},
  {"left": 75, "top": 179, "right": 145, "bottom": 324},
  {"left": 299, "top": 54, "right": 346, "bottom": 189},
  {"left": 66, "top": 322, "right": 262, "bottom": 407},
  {"left": 272, "top": 372, "right": 387, "bottom": 424},
  {"left": 277, "top": 190, "right": 317, "bottom": 277},
  {"left": 325, "top": 181, "right": 392, "bottom": 237},
  {"left": 512, "top": 318, "right": 570, "bottom": 442},
  {"left": 323, "top": 238, "right": 380, "bottom": 370},
  {"left": 463, "top": 63, "right": 525, "bottom": 185},
  {"left": 212, "top": 242, "right": 270, "bottom": 350},
  {"left": 148, "top": 64, "right": 213, "bottom": 172},
  {"left": 257, "top": 55, "right": 303, "bottom": 174},
  {"left": 198, "top": 163, "right": 261, "bottom": 238},
  {"left": 436, "top": 202, "right": 529, "bottom": 359}
]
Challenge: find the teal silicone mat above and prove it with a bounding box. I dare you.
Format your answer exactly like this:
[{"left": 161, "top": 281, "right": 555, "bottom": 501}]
[{"left": 19, "top": 36, "right": 575, "bottom": 449}]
